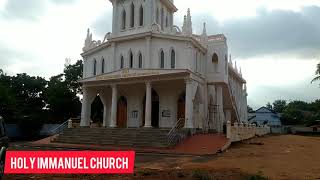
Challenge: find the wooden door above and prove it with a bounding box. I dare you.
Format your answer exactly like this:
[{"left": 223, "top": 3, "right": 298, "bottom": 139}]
[{"left": 117, "top": 97, "right": 127, "bottom": 128}]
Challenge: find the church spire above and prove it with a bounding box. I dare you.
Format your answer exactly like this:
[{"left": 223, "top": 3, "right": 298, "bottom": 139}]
[
  {"left": 200, "top": 22, "right": 208, "bottom": 43},
  {"left": 182, "top": 15, "right": 187, "bottom": 34},
  {"left": 185, "top": 8, "right": 193, "bottom": 35}
]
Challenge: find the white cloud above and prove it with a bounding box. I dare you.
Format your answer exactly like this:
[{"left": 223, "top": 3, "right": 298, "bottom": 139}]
[
  {"left": 174, "top": 0, "right": 320, "bottom": 23},
  {"left": 239, "top": 57, "right": 319, "bottom": 108},
  {"left": 0, "top": 0, "right": 107, "bottom": 77},
  {"left": 0, "top": 0, "right": 319, "bottom": 107}
]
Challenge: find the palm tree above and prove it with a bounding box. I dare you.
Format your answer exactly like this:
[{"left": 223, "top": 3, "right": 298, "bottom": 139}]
[{"left": 311, "top": 63, "right": 320, "bottom": 83}]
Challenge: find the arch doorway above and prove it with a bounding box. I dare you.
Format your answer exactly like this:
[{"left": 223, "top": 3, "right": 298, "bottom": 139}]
[
  {"left": 117, "top": 96, "right": 127, "bottom": 128},
  {"left": 177, "top": 92, "right": 186, "bottom": 126},
  {"left": 91, "top": 95, "right": 103, "bottom": 126},
  {"left": 143, "top": 89, "right": 160, "bottom": 128}
]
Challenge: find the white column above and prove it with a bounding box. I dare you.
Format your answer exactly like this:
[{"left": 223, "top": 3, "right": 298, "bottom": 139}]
[
  {"left": 110, "top": 84, "right": 117, "bottom": 128},
  {"left": 80, "top": 87, "right": 93, "bottom": 127},
  {"left": 144, "top": 82, "right": 152, "bottom": 128},
  {"left": 225, "top": 109, "right": 231, "bottom": 123},
  {"left": 216, "top": 85, "right": 224, "bottom": 132},
  {"left": 99, "top": 93, "right": 108, "bottom": 127},
  {"left": 185, "top": 79, "right": 194, "bottom": 129}
]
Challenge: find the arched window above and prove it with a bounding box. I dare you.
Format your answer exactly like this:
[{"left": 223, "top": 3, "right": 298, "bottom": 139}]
[
  {"left": 160, "top": 50, "right": 165, "bottom": 69},
  {"left": 156, "top": 8, "right": 159, "bottom": 24},
  {"left": 212, "top": 53, "right": 218, "bottom": 63},
  {"left": 130, "top": 3, "right": 135, "bottom": 28},
  {"left": 212, "top": 53, "right": 219, "bottom": 72},
  {"left": 171, "top": 49, "right": 175, "bottom": 69},
  {"left": 139, "top": 5, "right": 143, "bottom": 26},
  {"left": 138, "top": 52, "right": 143, "bottom": 68},
  {"left": 120, "top": 56, "right": 124, "bottom": 69},
  {"left": 129, "top": 51, "right": 133, "bottom": 68},
  {"left": 161, "top": 8, "right": 164, "bottom": 29},
  {"left": 122, "top": 10, "right": 126, "bottom": 30},
  {"left": 93, "top": 59, "right": 97, "bottom": 76},
  {"left": 101, "top": 57, "right": 105, "bottom": 74}
]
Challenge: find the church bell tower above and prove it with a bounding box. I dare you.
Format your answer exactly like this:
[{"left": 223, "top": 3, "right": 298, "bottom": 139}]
[{"left": 109, "top": 0, "right": 178, "bottom": 37}]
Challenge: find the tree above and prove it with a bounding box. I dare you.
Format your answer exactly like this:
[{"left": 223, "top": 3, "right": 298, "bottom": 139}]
[
  {"left": 44, "top": 60, "right": 83, "bottom": 123},
  {"left": 266, "top": 102, "right": 273, "bottom": 110},
  {"left": 11, "top": 73, "right": 47, "bottom": 117},
  {"left": 64, "top": 60, "right": 83, "bottom": 94},
  {"left": 0, "top": 71, "right": 16, "bottom": 122},
  {"left": 272, "top": 100, "right": 287, "bottom": 113},
  {"left": 247, "top": 105, "right": 254, "bottom": 113},
  {"left": 311, "top": 63, "right": 320, "bottom": 84},
  {"left": 44, "top": 74, "right": 81, "bottom": 123}
]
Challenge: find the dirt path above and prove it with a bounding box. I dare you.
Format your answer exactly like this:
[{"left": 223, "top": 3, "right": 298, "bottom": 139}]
[
  {"left": 141, "top": 135, "right": 320, "bottom": 179},
  {"left": 4, "top": 135, "right": 320, "bottom": 179}
]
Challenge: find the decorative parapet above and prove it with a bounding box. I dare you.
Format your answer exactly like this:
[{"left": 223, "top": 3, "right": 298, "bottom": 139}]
[
  {"left": 83, "top": 28, "right": 110, "bottom": 52},
  {"left": 226, "top": 121, "right": 270, "bottom": 142}
]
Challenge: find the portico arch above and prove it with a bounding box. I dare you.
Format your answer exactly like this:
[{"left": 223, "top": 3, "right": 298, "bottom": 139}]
[{"left": 90, "top": 95, "right": 104, "bottom": 127}]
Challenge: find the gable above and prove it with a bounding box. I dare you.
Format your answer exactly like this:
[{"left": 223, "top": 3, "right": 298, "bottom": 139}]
[{"left": 256, "top": 107, "right": 274, "bottom": 113}]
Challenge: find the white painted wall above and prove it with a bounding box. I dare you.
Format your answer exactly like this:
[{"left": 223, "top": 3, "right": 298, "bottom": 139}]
[{"left": 80, "top": 0, "right": 248, "bottom": 130}]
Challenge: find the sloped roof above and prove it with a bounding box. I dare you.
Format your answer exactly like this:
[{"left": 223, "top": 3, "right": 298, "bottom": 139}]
[{"left": 255, "top": 107, "right": 277, "bottom": 114}]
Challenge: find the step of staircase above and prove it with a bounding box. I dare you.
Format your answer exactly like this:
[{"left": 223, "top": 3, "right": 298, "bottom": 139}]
[{"left": 52, "top": 128, "right": 172, "bottom": 148}]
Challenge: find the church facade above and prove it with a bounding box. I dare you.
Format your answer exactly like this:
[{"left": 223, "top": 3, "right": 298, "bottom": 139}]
[{"left": 79, "top": 0, "right": 248, "bottom": 133}]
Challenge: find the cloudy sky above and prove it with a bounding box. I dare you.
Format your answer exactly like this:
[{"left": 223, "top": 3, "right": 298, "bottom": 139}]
[{"left": 0, "top": 0, "right": 319, "bottom": 108}]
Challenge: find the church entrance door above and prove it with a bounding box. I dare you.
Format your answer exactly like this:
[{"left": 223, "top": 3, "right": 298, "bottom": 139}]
[
  {"left": 143, "top": 89, "right": 160, "bottom": 128},
  {"left": 117, "top": 96, "right": 127, "bottom": 128}
]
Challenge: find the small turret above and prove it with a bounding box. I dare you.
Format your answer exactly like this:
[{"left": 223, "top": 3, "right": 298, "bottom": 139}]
[
  {"left": 83, "top": 28, "right": 93, "bottom": 52},
  {"left": 182, "top": 15, "right": 187, "bottom": 34},
  {"left": 200, "top": 22, "right": 208, "bottom": 44},
  {"left": 186, "top": 8, "right": 193, "bottom": 35}
]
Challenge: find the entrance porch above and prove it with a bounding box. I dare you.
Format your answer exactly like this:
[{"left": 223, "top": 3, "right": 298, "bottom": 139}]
[{"left": 79, "top": 69, "right": 205, "bottom": 129}]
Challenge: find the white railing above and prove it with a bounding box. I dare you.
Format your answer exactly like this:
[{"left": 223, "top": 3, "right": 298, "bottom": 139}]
[
  {"left": 167, "top": 118, "right": 185, "bottom": 146},
  {"left": 226, "top": 121, "right": 270, "bottom": 142},
  {"left": 50, "top": 119, "right": 72, "bottom": 135}
]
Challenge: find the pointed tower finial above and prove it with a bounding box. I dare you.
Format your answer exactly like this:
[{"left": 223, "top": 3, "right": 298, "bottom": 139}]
[
  {"left": 235, "top": 61, "right": 238, "bottom": 72},
  {"left": 200, "top": 22, "right": 208, "bottom": 43},
  {"left": 202, "top": 22, "right": 207, "bottom": 35},
  {"left": 182, "top": 15, "right": 187, "bottom": 34},
  {"left": 186, "top": 8, "right": 193, "bottom": 35}
]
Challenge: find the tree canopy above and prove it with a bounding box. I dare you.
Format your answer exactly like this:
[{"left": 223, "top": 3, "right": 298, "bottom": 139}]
[
  {"left": 311, "top": 63, "right": 320, "bottom": 84},
  {"left": 0, "top": 60, "right": 83, "bottom": 125},
  {"left": 263, "top": 99, "right": 320, "bottom": 126}
]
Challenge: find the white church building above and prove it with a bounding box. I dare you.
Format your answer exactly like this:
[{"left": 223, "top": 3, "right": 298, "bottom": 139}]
[{"left": 79, "top": 0, "right": 248, "bottom": 133}]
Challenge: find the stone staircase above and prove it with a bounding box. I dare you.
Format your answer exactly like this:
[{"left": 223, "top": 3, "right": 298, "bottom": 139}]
[{"left": 51, "top": 128, "right": 172, "bottom": 148}]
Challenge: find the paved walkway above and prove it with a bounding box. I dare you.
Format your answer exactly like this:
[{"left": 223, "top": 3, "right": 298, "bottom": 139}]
[{"left": 17, "top": 134, "right": 229, "bottom": 155}]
